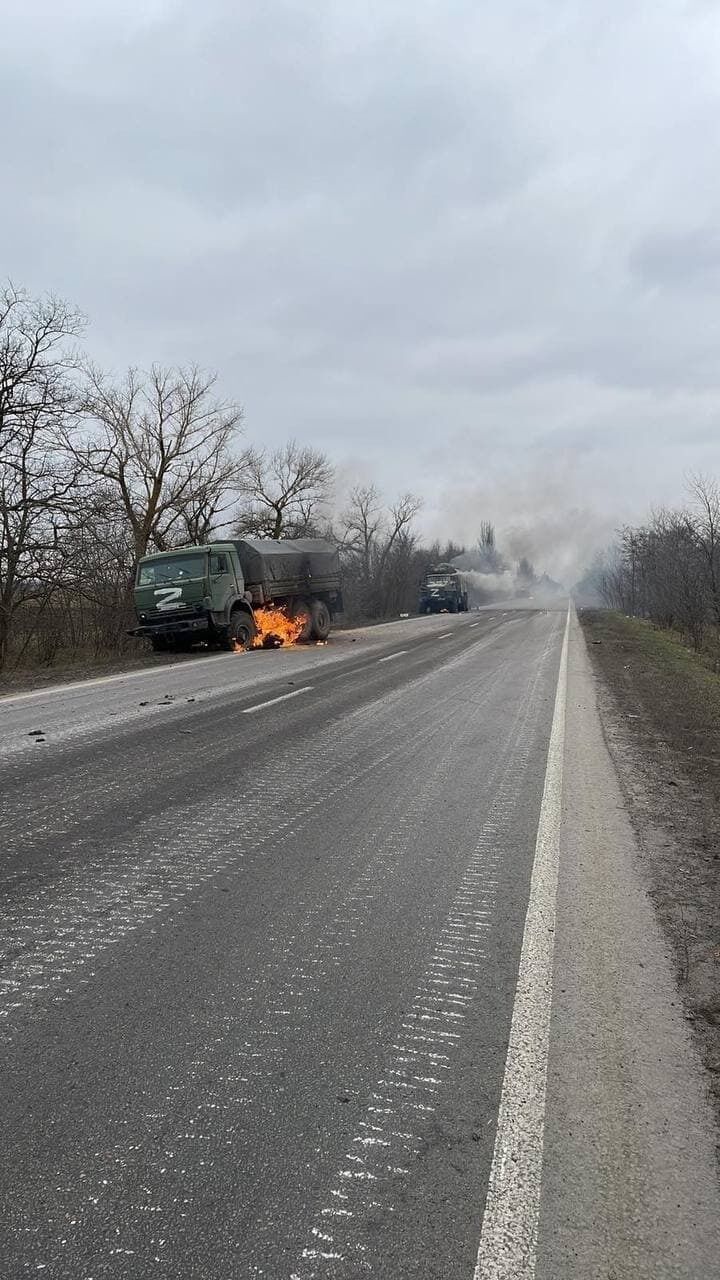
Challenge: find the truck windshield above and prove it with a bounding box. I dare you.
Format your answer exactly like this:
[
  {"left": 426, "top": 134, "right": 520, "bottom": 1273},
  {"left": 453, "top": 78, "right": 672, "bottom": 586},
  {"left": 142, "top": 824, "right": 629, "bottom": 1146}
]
[
  {"left": 427, "top": 576, "right": 452, "bottom": 587},
  {"left": 137, "top": 554, "right": 207, "bottom": 586}
]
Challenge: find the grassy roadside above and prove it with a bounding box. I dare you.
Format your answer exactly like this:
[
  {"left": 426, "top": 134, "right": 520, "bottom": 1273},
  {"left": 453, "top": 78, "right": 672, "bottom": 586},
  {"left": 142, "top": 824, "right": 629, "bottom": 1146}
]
[
  {"left": 581, "top": 610, "right": 720, "bottom": 790},
  {"left": 579, "top": 610, "right": 720, "bottom": 1109}
]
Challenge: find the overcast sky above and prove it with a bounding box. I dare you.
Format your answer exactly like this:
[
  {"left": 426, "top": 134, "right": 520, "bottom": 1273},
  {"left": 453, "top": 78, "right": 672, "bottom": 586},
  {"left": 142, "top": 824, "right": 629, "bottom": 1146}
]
[{"left": 3, "top": 0, "right": 720, "bottom": 578}]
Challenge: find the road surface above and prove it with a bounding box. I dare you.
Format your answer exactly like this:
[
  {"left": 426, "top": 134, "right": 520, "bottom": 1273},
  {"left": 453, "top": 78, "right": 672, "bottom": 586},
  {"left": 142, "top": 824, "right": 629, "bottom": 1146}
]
[{"left": 1, "top": 607, "right": 719, "bottom": 1279}]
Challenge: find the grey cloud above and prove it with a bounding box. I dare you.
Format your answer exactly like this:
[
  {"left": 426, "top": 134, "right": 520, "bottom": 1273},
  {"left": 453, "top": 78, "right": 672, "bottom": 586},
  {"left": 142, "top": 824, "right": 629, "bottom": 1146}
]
[
  {"left": 629, "top": 228, "right": 720, "bottom": 291},
  {"left": 3, "top": 0, "right": 720, "bottom": 580}
]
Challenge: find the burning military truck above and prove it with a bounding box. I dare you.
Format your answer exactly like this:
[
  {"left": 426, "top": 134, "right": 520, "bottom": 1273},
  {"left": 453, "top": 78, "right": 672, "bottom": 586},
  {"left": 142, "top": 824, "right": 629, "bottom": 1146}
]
[
  {"left": 418, "top": 564, "right": 469, "bottom": 615},
  {"left": 131, "top": 538, "right": 343, "bottom": 652}
]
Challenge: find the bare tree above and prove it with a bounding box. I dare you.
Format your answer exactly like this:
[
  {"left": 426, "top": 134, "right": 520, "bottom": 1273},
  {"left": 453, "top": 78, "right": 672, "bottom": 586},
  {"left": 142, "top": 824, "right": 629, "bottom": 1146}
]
[
  {"left": 60, "top": 486, "right": 137, "bottom": 653},
  {"left": 686, "top": 473, "right": 720, "bottom": 630},
  {"left": 341, "top": 487, "right": 421, "bottom": 569},
  {"left": 479, "top": 520, "right": 495, "bottom": 551},
  {"left": 0, "top": 407, "right": 84, "bottom": 666},
  {"left": 596, "top": 508, "right": 708, "bottom": 650},
  {"left": 75, "top": 365, "right": 243, "bottom": 564},
  {"left": 0, "top": 283, "right": 83, "bottom": 451},
  {"left": 235, "top": 440, "right": 333, "bottom": 540},
  {"left": 0, "top": 285, "right": 85, "bottom": 667},
  {"left": 338, "top": 485, "right": 384, "bottom": 586},
  {"left": 382, "top": 493, "right": 424, "bottom": 568},
  {"left": 338, "top": 486, "right": 423, "bottom": 617},
  {"left": 476, "top": 521, "right": 505, "bottom": 574},
  {"left": 169, "top": 443, "right": 243, "bottom": 547},
  {"left": 424, "top": 539, "right": 466, "bottom": 564}
]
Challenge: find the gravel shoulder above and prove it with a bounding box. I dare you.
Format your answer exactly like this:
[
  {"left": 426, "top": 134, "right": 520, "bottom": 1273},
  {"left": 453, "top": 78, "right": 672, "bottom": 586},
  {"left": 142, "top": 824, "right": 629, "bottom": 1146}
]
[{"left": 578, "top": 609, "right": 720, "bottom": 1122}]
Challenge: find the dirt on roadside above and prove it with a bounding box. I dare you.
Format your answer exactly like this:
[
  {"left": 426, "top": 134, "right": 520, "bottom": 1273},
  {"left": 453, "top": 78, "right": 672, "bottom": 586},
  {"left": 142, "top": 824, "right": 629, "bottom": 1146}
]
[
  {"left": 579, "top": 609, "right": 720, "bottom": 1120},
  {"left": 0, "top": 647, "right": 205, "bottom": 695}
]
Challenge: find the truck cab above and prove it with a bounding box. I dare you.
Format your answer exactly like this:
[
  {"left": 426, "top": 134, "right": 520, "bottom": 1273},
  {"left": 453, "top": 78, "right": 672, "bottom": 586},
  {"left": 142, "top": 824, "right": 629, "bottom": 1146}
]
[
  {"left": 133, "top": 543, "right": 251, "bottom": 652},
  {"left": 418, "top": 564, "right": 469, "bottom": 615}
]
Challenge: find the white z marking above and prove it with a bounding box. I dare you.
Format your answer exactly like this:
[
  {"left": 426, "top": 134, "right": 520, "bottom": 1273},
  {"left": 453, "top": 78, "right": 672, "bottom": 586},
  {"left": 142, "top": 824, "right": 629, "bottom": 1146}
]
[{"left": 154, "top": 587, "right": 183, "bottom": 611}]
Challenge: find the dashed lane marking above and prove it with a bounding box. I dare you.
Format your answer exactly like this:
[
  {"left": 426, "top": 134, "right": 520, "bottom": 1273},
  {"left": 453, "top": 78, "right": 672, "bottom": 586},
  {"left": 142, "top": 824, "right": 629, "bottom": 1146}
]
[
  {"left": 438, "top": 632, "right": 454, "bottom": 639},
  {"left": 377, "top": 651, "right": 409, "bottom": 663},
  {"left": 241, "top": 686, "right": 314, "bottom": 714}
]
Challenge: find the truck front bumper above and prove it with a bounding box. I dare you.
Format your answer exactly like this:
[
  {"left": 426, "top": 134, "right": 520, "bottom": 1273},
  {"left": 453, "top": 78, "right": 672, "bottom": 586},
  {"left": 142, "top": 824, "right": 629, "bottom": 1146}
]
[{"left": 128, "top": 617, "right": 210, "bottom": 638}]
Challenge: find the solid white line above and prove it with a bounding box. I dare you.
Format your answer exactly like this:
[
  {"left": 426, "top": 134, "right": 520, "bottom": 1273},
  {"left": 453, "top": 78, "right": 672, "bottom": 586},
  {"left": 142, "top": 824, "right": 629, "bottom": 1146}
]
[
  {"left": 377, "top": 650, "right": 409, "bottom": 663},
  {"left": 241, "top": 686, "right": 313, "bottom": 714},
  {"left": 438, "top": 632, "right": 453, "bottom": 639},
  {"left": 473, "top": 605, "right": 570, "bottom": 1280}
]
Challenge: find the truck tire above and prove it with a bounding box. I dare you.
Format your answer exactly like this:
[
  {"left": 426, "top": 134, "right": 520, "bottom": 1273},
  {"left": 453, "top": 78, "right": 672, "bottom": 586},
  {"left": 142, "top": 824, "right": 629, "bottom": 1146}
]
[
  {"left": 151, "top": 636, "right": 169, "bottom": 653},
  {"left": 291, "top": 601, "right": 314, "bottom": 642},
  {"left": 448, "top": 599, "right": 458, "bottom": 613},
  {"left": 309, "top": 600, "right": 331, "bottom": 641},
  {"left": 222, "top": 609, "right": 255, "bottom": 651}
]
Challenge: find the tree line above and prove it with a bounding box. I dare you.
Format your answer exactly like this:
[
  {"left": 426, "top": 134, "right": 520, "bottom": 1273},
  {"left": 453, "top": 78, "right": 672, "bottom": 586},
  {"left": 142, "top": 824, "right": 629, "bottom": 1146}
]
[
  {"left": 0, "top": 283, "right": 468, "bottom": 670},
  {"left": 579, "top": 475, "right": 720, "bottom": 659}
]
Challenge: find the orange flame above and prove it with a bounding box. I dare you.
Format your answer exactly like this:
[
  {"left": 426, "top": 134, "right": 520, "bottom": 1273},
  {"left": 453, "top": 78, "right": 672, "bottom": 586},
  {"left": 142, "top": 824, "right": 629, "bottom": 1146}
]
[{"left": 234, "top": 604, "right": 308, "bottom": 651}]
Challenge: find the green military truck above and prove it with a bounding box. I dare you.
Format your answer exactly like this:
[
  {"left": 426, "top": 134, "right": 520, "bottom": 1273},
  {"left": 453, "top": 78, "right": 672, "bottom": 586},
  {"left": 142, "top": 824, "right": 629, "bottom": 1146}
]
[
  {"left": 418, "top": 563, "right": 469, "bottom": 615},
  {"left": 131, "top": 538, "right": 343, "bottom": 652}
]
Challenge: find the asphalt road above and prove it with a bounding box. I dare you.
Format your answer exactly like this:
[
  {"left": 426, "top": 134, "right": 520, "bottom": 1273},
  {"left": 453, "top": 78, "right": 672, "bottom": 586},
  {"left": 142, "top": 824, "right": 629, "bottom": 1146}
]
[{"left": 1, "top": 608, "right": 719, "bottom": 1279}]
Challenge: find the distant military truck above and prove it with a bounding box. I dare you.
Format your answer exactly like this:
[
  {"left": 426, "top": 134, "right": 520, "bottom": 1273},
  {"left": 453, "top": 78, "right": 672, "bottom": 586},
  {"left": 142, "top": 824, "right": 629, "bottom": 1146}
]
[
  {"left": 418, "top": 564, "right": 469, "bottom": 615},
  {"left": 131, "top": 538, "right": 343, "bottom": 652}
]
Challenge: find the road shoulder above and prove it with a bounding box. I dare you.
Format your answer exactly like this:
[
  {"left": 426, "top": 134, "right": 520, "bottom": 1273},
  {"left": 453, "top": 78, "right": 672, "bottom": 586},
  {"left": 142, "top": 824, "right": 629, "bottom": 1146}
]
[
  {"left": 536, "top": 611, "right": 720, "bottom": 1279},
  {"left": 579, "top": 609, "right": 720, "bottom": 1118}
]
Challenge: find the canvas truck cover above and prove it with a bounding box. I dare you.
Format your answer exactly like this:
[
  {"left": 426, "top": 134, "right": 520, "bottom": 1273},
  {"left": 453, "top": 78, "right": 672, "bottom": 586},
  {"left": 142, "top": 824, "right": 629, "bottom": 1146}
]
[{"left": 232, "top": 538, "right": 341, "bottom": 596}]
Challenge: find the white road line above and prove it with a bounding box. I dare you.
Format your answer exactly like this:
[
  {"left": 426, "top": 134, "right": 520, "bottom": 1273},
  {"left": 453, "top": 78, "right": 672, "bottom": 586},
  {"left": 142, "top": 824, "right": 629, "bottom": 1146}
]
[
  {"left": 377, "top": 650, "right": 409, "bottom": 663},
  {"left": 241, "top": 686, "right": 313, "bottom": 714},
  {"left": 469, "top": 623, "right": 480, "bottom": 629},
  {"left": 473, "top": 605, "right": 570, "bottom": 1280},
  {"left": 438, "top": 632, "right": 453, "bottom": 639}
]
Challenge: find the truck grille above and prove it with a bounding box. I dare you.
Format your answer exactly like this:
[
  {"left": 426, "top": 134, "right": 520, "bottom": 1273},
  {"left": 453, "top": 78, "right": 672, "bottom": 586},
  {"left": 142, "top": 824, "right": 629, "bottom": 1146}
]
[{"left": 147, "top": 606, "right": 203, "bottom": 623}]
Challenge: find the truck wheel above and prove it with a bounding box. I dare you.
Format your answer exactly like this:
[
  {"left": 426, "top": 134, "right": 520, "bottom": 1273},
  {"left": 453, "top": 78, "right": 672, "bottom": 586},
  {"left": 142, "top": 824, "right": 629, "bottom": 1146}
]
[
  {"left": 448, "top": 600, "right": 458, "bottom": 613},
  {"left": 223, "top": 610, "right": 255, "bottom": 651},
  {"left": 151, "top": 636, "right": 169, "bottom": 653},
  {"left": 309, "top": 600, "right": 331, "bottom": 641},
  {"left": 291, "top": 601, "right": 314, "bottom": 642}
]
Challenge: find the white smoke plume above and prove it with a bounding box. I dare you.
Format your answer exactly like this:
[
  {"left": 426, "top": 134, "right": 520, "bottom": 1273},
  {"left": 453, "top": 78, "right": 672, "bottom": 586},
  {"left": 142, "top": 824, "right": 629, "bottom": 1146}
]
[{"left": 425, "top": 451, "right": 629, "bottom": 587}]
